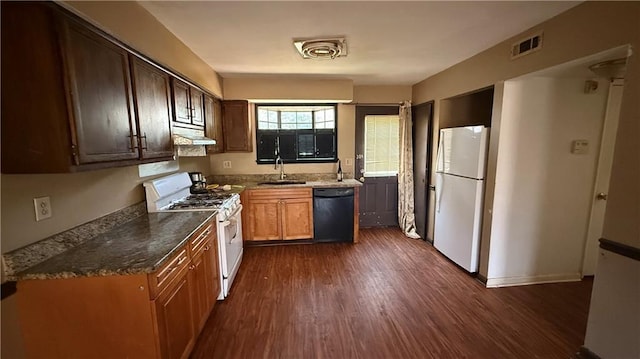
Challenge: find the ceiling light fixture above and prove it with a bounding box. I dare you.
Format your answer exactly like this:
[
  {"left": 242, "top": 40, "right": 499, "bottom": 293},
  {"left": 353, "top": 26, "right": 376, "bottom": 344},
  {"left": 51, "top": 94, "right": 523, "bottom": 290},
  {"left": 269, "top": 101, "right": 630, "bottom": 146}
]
[{"left": 293, "top": 37, "right": 347, "bottom": 60}]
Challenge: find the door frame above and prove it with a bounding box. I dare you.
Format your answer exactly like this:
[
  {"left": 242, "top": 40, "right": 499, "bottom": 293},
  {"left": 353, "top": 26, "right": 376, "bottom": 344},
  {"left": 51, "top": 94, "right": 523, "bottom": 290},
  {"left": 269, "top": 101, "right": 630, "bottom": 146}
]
[
  {"left": 581, "top": 79, "right": 624, "bottom": 276},
  {"left": 412, "top": 101, "right": 434, "bottom": 241},
  {"left": 355, "top": 105, "right": 400, "bottom": 228}
]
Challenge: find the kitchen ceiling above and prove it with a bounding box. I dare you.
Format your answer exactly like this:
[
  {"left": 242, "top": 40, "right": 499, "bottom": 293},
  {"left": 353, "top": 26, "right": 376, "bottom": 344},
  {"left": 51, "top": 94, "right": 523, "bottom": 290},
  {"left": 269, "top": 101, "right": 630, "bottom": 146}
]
[{"left": 139, "top": 1, "right": 580, "bottom": 86}]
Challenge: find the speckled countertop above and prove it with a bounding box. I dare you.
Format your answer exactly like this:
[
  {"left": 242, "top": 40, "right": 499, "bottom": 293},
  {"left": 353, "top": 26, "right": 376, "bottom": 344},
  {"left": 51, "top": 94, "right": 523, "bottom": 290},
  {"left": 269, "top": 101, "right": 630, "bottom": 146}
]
[
  {"left": 241, "top": 179, "right": 362, "bottom": 189},
  {"left": 15, "top": 211, "right": 215, "bottom": 281},
  {"left": 207, "top": 174, "right": 362, "bottom": 190}
]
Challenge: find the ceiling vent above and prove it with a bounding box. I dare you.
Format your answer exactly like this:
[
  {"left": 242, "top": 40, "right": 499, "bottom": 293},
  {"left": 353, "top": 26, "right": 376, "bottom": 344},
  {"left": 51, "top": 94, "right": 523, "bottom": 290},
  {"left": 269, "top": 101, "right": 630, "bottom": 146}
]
[
  {"left": 293, "top": 37, "right": 347, "bottom": 59},
  {"left": 511, "top": 31, "right": 543, "bottom": 60}
]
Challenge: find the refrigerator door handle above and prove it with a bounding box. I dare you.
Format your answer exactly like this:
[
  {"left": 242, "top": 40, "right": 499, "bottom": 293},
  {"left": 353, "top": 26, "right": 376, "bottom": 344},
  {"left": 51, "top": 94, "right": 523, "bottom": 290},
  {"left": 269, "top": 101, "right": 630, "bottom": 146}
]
[
  {"left": 435, "top": 173, "right": 443, "bottom": 212},
  {"left": 436, "top": 130, "right": 445, "bottom": 173}
]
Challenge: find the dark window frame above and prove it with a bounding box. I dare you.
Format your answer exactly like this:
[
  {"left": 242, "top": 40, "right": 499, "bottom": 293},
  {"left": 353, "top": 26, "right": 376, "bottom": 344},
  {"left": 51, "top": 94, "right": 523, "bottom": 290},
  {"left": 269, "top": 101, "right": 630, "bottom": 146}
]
[{"left": 255, "top": 103, "right": 338, "bottom": 164}]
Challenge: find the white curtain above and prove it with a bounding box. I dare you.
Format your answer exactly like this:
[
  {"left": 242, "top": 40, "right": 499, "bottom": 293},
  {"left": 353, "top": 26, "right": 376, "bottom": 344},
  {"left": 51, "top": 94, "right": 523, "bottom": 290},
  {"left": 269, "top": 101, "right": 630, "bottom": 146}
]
[{"left": 398, "top": 101, "right": 420, "bottom": 239}]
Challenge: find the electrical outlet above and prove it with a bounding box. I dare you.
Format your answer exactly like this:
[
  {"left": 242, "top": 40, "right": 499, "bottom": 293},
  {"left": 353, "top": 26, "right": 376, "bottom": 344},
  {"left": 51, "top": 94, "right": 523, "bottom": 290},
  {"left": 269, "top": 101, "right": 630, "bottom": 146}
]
[
  {"left": 345, "top": 158, "right": 353, "bottom": 166},
  {"left": 34, "top": 196, "right": 52, "bottom": 221},
  {"left": 223, "top": 160, "right": 232, "bottom": 169}
]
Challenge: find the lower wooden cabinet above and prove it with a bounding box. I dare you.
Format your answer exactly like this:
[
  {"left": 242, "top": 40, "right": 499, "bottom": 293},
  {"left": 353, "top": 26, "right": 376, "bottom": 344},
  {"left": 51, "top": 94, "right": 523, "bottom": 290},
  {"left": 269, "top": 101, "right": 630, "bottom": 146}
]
[
  {"left": 249, "top": 199, "right": 281, "bottom": 240},
  {"left": 246, "top": 188, "right": 313, "bottom": 241},
  {"left": 16, "top": 219, "right": 219, "bottom": 359},
  {"left": 154, "top": 273, "right": 195, "bottom": 359},
  {"left": 281, "top": 198, "right": 314, "bottom": 240},
  {"left": 190, "top": 223, "right": 220, "bottom": 332}
]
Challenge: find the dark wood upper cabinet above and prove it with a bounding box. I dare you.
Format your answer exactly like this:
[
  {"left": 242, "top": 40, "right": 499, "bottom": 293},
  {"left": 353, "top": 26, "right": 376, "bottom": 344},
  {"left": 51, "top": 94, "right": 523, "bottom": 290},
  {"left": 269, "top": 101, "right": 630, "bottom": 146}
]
[
  {"left": 60, "top": 18, "right": 139, "bottom": 164},
  {"left": 205, "top": 95, "right": 224, "bottom": 154},
  {"left": 171, "top": 78, "right": 205, "bottom": 128},
  {"left": 1, "top": 2, "right": 177, "bottom": 173},
  {"left": 130, "top": 57, "right": 174, "bottom": 160},
  {"left": 1, "top": 2, "right": 73, "bottom": 173},
  {"left": 172, "top": 79, "right": 192, "bottom": 124},
  {"left": 190, "top": 88, "right": 205, "bottom": 126},
  {"left": 222, "top": 100, "right": 253, "bottom": 152}
]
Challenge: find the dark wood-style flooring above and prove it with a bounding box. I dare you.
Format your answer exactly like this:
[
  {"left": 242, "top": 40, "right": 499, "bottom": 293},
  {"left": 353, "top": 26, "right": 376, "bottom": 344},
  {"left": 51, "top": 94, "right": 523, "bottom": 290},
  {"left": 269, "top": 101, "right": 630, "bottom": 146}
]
[{"left": 191, "top": 227, "right": 593, "bottom": 359}]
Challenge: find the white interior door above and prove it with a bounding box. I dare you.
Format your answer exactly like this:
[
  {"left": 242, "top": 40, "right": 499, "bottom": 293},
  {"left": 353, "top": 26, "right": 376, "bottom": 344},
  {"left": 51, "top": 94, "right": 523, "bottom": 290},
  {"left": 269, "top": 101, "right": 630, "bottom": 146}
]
[{"left": 582, "top": 79, "right": 624, "bottom": 276}]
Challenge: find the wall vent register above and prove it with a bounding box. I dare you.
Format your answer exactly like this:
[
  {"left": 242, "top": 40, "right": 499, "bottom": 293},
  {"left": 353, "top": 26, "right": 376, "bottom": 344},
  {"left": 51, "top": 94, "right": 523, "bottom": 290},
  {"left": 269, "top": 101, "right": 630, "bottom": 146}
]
[{"left": 511, "top": 31, "right": 543, "bottom": 59}]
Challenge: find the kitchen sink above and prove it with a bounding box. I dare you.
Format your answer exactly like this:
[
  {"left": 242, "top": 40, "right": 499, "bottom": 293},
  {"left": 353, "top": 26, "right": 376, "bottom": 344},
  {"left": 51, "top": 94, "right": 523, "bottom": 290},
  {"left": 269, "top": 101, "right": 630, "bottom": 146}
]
[{"left": 258, "top": 180, "right": 306, "bottom": 185}]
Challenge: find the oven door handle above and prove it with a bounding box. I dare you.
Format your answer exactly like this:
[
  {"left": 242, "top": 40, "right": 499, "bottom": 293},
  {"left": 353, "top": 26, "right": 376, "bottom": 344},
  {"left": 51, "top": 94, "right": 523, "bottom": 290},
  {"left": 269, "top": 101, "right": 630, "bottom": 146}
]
[
  {"left": 219, "top": 203, "right": 243, "bottom": 228},
  {"left": 229, "top": 220, "right": 241, "bottom": 244},
  {"left": 226, "top": 204, "right": 243, "bottom": 220}
]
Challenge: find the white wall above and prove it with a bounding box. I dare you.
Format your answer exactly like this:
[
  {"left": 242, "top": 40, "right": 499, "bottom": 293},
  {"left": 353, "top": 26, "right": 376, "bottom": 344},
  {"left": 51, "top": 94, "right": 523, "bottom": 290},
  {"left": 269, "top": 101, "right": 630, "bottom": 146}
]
[
  {"left": 584, "top": 249, "right": 640, "bottom": 358},
  {"left": 486, "top": 77, "right": 609, "bottom": 286}
]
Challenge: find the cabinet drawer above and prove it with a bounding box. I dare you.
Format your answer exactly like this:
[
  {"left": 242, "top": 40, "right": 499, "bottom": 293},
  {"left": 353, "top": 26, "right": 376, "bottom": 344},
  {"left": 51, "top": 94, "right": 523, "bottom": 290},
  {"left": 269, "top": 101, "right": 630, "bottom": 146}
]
[
  {"left": 189, "top": 221, "right": 215, "bottom": 256},
  {"left": 249, "top": 187, "right": 311, "bottom": 200},
  {"left": 148, "top": 248, "right": 189, "bottom": 299}
]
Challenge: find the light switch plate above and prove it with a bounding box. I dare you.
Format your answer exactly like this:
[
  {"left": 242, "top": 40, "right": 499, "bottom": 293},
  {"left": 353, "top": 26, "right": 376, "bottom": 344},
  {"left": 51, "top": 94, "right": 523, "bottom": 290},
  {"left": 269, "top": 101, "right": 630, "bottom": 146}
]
[
  {"left": 345, "top": 158, "right": 353, "bottom": 166},
  {"left": 34, "top": 196, "right": 52, "bottom": 221},
  {"left": 223, "top": 160, "right": 232, "bottom": 169}
]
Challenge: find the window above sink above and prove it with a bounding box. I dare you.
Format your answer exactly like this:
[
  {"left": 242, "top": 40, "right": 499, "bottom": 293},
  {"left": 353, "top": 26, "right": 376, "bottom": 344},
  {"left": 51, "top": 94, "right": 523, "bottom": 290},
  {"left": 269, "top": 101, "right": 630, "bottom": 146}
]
[{"left": 255, "top": 104, "right": 338, "bottom": 164}]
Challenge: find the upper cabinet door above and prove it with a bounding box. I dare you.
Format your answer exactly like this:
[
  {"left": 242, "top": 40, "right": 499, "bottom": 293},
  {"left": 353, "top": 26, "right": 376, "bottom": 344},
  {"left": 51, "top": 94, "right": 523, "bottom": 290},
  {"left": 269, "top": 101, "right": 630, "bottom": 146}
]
[
  {"left": 213, "top": 98, "right": 224, "bottom": 152},
  {"left": 171, "top": 78, "right": 192, "bottom": 124},
  {"left": 60, "top": 18, "right": 138, "bottom": 164},
  {"left": 205, "top": 95, "right": 224, "bottom": 154},
  {"left": 190, "top": 87, "right": 204, "bottom": 126},
  {"left": 222, "top": 100, "right": 253, "bottom": 152},
  {"left": 130, "top": 57, "right": 174, "bottom": 160}
]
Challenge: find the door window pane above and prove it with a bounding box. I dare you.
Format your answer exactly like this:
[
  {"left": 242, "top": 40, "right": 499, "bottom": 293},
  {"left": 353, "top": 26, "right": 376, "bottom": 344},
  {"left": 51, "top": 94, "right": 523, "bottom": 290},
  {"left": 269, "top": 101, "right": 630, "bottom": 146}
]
[{"left": 364, "top": 115, "right": 399, "bottom": 176}]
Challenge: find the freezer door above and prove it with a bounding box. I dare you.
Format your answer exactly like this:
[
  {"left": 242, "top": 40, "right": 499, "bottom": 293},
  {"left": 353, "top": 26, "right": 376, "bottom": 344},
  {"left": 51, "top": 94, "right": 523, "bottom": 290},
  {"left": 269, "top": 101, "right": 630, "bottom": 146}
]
[
  {"left": 434, "top": 173, "right": 484, "bottom": 273},
  {"left": 438, "top": 126, "right": 488, "bottom": 179}
]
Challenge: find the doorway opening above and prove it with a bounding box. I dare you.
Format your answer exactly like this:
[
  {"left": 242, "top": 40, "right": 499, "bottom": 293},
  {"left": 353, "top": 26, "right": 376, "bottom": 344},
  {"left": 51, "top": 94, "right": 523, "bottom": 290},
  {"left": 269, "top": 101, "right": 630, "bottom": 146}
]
[{"left": 480, "top": 45, "right": 629, "bottom": 286}]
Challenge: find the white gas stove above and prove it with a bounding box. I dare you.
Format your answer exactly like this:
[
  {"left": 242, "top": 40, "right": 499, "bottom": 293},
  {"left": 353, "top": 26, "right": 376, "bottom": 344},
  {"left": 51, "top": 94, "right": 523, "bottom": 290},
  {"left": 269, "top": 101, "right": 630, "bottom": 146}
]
[{"left": 143, "top": 172, "right": 243, "bottom": 300}]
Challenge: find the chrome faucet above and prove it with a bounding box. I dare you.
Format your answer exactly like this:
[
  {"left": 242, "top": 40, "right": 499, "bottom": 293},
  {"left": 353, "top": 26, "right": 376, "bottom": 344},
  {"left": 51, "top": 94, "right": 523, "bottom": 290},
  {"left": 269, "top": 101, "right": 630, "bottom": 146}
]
[{"left": 275, "top": 156, "right": 286, "bottom": 180}]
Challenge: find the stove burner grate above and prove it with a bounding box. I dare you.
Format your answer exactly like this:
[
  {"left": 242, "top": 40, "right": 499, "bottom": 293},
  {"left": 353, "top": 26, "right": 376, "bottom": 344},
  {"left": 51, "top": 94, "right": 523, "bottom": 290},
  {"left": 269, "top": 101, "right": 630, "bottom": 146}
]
[{"left": 165, "top": 192, "right": 237, "bottom": 211}]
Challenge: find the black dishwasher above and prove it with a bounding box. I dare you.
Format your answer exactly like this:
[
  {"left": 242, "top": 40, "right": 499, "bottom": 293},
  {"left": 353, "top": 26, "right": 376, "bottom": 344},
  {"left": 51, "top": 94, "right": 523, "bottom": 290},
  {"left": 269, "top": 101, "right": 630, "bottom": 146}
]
[{"left": 313, "top": 188, "right": 354, "bottom": 242}]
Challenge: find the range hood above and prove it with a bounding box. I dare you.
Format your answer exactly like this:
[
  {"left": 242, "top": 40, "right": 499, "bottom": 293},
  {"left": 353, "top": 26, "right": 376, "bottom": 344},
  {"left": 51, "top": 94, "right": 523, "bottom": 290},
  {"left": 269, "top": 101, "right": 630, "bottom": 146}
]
[
  {"left": 172, "top": 133, "right": 216, "bottom": 146},
  {"left": 172, "top": 127, "right": 215, "bottom": 157}
]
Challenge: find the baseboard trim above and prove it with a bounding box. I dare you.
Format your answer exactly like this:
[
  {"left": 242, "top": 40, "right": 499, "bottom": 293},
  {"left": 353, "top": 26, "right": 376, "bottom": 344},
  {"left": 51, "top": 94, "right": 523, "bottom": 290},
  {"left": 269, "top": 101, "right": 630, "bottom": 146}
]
[
  {"left": 577, "top": 346, "right": 602, "bottom": 359},
  {"left": 476, "top": 273, "right": 488, "bottom": 284},
  {"left": 485, "top": 273, "right": 582, "bottom": 288},
  {"left": 1, "top": 281, "right": 17, "bottom": 300}
]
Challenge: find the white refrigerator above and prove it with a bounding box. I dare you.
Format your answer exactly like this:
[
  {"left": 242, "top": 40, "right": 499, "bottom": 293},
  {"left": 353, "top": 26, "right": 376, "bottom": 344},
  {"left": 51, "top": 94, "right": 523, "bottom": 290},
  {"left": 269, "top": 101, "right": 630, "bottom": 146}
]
[{"left": 434, "top": 125, "right": 489, "bottom": 273}]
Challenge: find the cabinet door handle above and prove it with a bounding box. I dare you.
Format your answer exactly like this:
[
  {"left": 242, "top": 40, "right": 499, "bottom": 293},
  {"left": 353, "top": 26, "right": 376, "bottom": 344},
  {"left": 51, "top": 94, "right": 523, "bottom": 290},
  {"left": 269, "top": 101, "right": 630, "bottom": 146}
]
[
  {"left": 127, "top": 134, "right": 136, "bottom": 151},
  {"left": 188, "top": 264, "right": 195, "bottom": 270},
  {"left": 193, "top": 227, "right": 211, "bottom": 244},
  {"left": 172, "top": 255, "right": 187, "bottom": 270},
  {"left": 204, "top": 245, "right": 211, "bottom": 251},
  {"left": 140, "top": 132, "right": 148, "bottom": 150}
]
